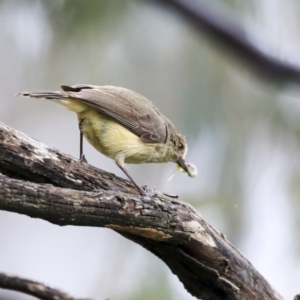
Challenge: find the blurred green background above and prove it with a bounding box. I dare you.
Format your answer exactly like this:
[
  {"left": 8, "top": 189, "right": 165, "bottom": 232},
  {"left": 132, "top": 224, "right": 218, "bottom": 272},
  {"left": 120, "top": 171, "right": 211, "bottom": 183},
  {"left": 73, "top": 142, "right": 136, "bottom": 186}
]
[{"left": 1, "top": 0, "right": 300, "bottom": 299}]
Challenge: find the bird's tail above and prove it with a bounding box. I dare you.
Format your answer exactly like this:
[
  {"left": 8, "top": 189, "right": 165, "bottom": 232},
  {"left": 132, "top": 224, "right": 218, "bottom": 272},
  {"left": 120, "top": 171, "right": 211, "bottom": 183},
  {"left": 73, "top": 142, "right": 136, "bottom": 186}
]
[
  {"left": 17, "top": 90, "right": 88, "bottom": 113},
  {"left": 17, "top": 91, "right": 64, "bottom": 100}
]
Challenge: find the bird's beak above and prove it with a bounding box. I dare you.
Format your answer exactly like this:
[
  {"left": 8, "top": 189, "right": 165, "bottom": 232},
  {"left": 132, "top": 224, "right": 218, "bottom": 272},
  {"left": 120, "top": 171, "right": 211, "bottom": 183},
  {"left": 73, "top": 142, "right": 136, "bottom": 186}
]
[{"left": 177, "top": 157, "right": 190, "bottom": 175}]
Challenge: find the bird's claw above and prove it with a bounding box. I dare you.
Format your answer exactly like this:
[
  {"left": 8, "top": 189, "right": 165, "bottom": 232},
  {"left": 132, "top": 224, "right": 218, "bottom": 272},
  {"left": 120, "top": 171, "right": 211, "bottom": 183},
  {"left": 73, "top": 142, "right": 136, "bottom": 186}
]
[
  {"left": 80, "top": 154, "right": 88, "bottom": 163},
  {"left": 140, "top": 185, "right": 158, "bottom": 198}
]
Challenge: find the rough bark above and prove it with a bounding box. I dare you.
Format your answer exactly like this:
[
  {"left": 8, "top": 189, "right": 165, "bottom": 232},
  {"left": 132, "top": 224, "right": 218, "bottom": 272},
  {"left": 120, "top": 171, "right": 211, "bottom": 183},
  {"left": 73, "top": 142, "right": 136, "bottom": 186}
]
[{"left": 0, "top": 122, "right": 283, "bottom": 300}]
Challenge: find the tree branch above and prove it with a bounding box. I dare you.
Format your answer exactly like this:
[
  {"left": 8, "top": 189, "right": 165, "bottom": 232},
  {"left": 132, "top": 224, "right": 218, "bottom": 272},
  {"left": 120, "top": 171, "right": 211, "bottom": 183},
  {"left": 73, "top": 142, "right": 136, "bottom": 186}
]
[
  {"left": 0, "top": 273, "right": 94, "bottom": 300},
  {"left": 0, "top": 122, "right": 137, "bottom": 194},
  {"left": 0, "top": 122, "right": 283, "bottom": 300},
  {"left": 151, "top": 0, "right": 300, "bottom": 84}
]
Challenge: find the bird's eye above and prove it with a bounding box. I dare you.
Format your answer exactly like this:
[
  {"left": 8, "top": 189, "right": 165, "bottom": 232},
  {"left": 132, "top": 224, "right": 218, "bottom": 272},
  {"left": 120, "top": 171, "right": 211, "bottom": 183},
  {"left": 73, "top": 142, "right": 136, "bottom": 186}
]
[{"left": 178, "top": 143, "right": 184, "bottom": 150}]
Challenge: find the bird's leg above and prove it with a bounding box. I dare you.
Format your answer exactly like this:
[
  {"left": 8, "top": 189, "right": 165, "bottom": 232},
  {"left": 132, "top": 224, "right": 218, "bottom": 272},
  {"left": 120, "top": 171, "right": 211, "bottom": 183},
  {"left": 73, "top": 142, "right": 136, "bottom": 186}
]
[
  {"left": 79, "top": 118, "right": 87, "bottom": 163},
  {"left": 115, "top": 153, "right": 147, "bottom": 196},
  {"left": 79, "top": 131, "right": 86, "bottom": 161}
]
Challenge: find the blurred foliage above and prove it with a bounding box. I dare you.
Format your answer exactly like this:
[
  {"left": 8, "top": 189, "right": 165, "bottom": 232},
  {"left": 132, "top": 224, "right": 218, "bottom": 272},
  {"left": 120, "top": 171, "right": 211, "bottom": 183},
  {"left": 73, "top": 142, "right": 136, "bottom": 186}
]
[
  {"left": 44, "top": 0, "right": 132, "bottom": 39},
  {"left": 124, "top": 270, "right": 172, "bottom": 300},
  {"left": 1, "top": 0, "right": 300, "bottom": 299}
]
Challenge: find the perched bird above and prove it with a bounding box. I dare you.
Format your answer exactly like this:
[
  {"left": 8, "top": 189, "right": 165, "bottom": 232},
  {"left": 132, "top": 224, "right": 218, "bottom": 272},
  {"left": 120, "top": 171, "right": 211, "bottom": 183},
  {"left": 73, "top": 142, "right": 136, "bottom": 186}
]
[{"left": 18, "top": 84, "right": 197, "bottom": 195}]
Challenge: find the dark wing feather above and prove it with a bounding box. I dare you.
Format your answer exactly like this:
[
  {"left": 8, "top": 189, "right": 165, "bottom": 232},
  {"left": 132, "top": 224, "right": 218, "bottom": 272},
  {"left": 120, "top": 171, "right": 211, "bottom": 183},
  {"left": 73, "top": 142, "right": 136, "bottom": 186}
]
[{"left": 62, "top": 85, "right": 167, "bottom": 143}]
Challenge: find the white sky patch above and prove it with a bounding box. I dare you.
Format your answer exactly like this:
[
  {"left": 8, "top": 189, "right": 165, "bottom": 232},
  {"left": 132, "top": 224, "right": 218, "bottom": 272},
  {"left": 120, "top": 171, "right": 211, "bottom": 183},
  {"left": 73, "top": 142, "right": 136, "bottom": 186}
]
[
  {"left": 0, "top": 1, "right": 52, "bottom": 58},
  {"left": 241, "top": 126, "right": 296, "bottom": 299},
  {"left": 248, "top": 0, "right": 300, "bottom": 67}
]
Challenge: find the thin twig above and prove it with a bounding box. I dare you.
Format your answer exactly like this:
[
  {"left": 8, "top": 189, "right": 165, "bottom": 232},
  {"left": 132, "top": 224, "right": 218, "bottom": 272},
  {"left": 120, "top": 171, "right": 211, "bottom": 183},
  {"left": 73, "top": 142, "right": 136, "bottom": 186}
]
[
  {"left": 151, "top": 0, "right": 300, "bottom": 83},
  {"left": 0, "top": 273, "right": 95, "bottom": 300}
]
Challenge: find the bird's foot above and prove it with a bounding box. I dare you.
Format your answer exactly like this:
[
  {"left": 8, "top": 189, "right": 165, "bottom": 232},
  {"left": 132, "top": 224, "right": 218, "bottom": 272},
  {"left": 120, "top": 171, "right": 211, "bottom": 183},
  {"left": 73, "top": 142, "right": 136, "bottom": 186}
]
[
  {"left": 140, "top": 185, "right": 158, "bottom": 198},
  {"left": 79, "top": 154, "right": 88, "bottom": 163},
  {"left": 141, "top": 186, "right": 178, "bottom": 198}
]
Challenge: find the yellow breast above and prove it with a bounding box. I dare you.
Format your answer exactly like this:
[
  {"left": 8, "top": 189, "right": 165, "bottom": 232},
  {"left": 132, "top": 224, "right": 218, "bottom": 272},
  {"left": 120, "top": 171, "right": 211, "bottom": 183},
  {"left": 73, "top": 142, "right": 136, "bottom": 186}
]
[{"left": 77, "top": 109, "right": 167, "bottom": 164}]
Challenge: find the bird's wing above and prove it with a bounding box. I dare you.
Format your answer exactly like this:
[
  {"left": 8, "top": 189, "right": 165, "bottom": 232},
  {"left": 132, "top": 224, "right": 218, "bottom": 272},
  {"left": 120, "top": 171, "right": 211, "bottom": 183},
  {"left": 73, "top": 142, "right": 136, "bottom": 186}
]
[{"left": 61, "top": 84, "right": 167, "bottom": 144}]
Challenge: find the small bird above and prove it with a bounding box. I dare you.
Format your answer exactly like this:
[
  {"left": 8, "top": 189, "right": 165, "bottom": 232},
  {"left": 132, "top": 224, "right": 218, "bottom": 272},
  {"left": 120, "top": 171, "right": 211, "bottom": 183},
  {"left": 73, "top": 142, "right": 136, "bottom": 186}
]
[{"left": 18, "top": 84, "right": 197, "bottom": 195}]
